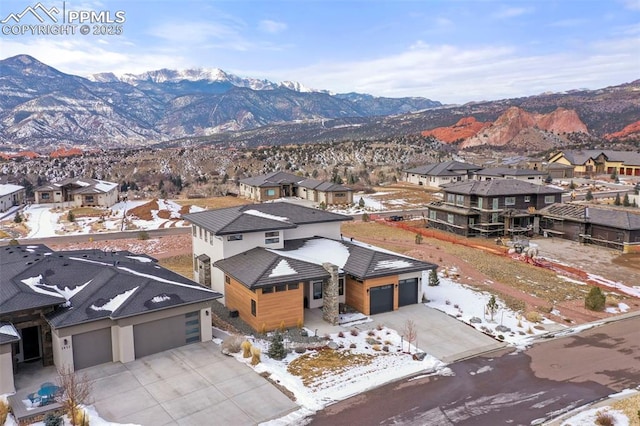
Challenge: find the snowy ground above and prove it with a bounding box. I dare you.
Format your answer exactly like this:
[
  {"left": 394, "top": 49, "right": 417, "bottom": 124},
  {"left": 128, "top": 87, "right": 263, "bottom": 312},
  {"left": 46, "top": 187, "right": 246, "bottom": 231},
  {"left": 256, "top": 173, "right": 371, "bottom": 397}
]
[
  {"left": 556, "top": 389, "right": 638, "bottom": 426},
  {"left": 13, "top": 200, "right": 203, "bottom": 239}
]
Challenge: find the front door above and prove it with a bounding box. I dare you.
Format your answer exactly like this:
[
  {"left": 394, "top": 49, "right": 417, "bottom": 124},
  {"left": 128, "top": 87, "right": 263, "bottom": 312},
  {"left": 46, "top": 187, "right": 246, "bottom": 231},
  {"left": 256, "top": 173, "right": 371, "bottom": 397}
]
[{"left": 19, "top": 326, "right": 41, "bottom": 362}]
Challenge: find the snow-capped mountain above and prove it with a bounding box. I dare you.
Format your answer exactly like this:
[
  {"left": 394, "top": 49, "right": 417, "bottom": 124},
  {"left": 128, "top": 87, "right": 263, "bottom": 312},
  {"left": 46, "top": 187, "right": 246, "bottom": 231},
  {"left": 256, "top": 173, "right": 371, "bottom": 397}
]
[{"left": 0, "top": 55, "right": 442, "bottom": 148}]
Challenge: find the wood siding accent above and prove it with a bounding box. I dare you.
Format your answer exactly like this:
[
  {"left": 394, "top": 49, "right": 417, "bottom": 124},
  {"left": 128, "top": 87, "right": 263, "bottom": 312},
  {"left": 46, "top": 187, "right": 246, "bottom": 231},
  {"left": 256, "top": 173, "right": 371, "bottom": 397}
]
[
  {"left": 346, "top": 275, "right": 399, "bottom": 315},
  {"left": 224, "top": 276, "right": 304, "bottom": 332}
]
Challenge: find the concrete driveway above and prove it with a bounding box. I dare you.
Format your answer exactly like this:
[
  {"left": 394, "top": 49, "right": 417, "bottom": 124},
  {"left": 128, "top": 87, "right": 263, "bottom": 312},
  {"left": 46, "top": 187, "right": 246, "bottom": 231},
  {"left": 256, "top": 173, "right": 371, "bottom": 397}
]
[
  {"left": 84, "top": 341, "right": 298, "bottom": 425},
  {"left": 369, "top": 304, "right": 506, "bottom": 363}
]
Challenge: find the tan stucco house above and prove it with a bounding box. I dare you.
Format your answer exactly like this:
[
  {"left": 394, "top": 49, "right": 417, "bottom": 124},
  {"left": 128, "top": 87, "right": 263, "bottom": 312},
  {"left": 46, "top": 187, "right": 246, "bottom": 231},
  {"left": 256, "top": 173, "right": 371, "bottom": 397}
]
[{"left": 34, "top": 177, "right": 118, "bottom": 207}]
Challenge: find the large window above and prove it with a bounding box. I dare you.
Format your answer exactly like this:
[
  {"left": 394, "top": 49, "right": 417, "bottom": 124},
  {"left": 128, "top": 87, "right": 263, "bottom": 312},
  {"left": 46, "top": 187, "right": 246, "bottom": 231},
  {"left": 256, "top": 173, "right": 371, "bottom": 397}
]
[
  {"left": 266, "top": 189, "right": 276, "bottom": 196},
  {"left": 41, "top": 193, "right": 50, "bottom": 200},
  {"left": 265, "top": 231, "right": 279, "bottom": 244},
  {"left": 447, "top": 214, "right": 454, "bottom": 224},
  {"left": 544, "top": 195, "right": 555, "bottom": 204},
  {"left": 456, "top": 194, "right": 464, "bottom": 206},
  {"left": 505, "top": 196, "right": 516, "bottom": 206},
  {"left": 429, "top": 210, "right": 436, "bottom": 220},
  {"left": 447, "top": 193, "right": 455, "bottom": 204},
  {"left": 312, "top": 280, "right": 323, "bottom": 299}
]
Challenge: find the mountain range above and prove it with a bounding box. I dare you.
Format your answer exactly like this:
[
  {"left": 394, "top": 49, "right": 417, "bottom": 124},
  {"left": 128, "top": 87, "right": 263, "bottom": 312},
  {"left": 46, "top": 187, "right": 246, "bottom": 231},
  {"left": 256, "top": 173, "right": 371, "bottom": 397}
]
[
  {"left": 0, "top": 54, "right": 638, "bottom": 152},
  {"left": 0, "top": 55, "right": 439, "bottom": 148}
]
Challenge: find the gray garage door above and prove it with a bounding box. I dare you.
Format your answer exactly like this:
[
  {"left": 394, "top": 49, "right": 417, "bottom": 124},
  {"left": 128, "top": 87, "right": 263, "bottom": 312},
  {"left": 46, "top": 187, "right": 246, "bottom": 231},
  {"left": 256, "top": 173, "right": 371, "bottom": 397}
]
[
  {"left": 72, "top": 328, "right": 112, "bottom": 370},
  {"left": 369, "top": 285, "right": 394, "bottom": 315},
  {"left": 398, "top": 278, "right": 418, "bottom": 307},
  {"left": 133, "top": 311, "right": 200, "bottom": 359}
]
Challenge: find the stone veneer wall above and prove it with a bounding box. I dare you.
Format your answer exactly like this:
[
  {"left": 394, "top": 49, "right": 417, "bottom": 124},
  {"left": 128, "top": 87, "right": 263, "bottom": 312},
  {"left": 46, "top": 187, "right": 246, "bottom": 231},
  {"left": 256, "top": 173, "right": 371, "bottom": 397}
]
[{"left": 322, "top": 263, "right": 339, "bottom": 325}]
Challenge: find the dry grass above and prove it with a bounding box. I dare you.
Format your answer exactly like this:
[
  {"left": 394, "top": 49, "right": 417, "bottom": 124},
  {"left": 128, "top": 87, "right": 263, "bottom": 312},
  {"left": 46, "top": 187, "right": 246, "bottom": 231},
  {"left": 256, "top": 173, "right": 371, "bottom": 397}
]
[
  {"left": 0, "top": 229, "right": 11, "bottom": 239},
  {"left": 341, "top": 221, "right": 593, "bottom": 304},
  {"left": 158, "top": 254, "right": 193, "bottom": 278},
  {"left": 70, "top": 207, "right": 104, "bottom": 217},
  {"left": 174, "top": 196, "right": 252, "bottom": 210},
  {"left": 288, "top": 348, "right": 373, "bottom": 386},
  {"left": 611, "top": 393, "right": 640, "bottom": 426},
  {"left": 128, "top": 199, "right": 159, "bottom": 220}
]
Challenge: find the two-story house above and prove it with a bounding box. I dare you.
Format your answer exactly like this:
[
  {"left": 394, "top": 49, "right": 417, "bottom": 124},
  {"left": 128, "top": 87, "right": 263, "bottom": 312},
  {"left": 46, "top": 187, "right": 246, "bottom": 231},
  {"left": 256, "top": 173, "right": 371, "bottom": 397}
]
[
  {"left": 34, "top": 177, "right": 119, "bottom": 208},
  {"left": 473, "top": 167, "right": 548, "bottom": 185},
  {"left": 426, "top": 180, "right": 565, "bottom": 237},
  {"left": 183, "top": 202, "right": 436, "bottom": 331},
  {"left": 548, "top": 150, "right": 640, "bottom": 177}
]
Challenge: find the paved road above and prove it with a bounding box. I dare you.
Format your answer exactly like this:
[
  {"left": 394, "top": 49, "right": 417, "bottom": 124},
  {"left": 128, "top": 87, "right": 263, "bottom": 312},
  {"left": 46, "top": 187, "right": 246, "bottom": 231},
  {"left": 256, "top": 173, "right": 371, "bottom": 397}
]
[{"left": 309, "top": 316, "right": 640, "bottom": 426}]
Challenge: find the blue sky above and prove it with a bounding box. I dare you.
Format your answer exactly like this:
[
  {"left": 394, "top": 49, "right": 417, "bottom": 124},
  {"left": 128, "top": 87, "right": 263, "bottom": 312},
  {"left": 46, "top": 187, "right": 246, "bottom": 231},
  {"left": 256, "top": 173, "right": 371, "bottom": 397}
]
[{"left": 1, "top": 0, "right": 639, "bottom": 104}]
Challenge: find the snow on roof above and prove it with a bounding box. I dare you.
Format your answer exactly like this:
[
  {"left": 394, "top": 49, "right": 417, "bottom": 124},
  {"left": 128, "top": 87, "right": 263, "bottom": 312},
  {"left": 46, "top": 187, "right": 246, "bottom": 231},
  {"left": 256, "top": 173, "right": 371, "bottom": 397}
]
[
  {"left": 76, "top": 180, "right": 91, "bottom": 187},
  {"left": 269, "top": 259, "right": 297, "bottom": 277},
  {"left": 116, "top": 266, "right": 216, "bottom": 293},
  {"left": 374, "top": 259, "right": 414, "bottom": 270},
  {"left": 126, "top": 256, "right": 153, "bottom": 263},
  {"left": 347, "top": 238, "right": 415, "bottom": 259},
  {"left": 244, "top": 209, "right": 291, "bottom": 222},
  {"left": 0, "top": 324, "right": 19, "bottom": 337},
  {"left": 151, "top": 295, "right": 171, "bottom": 303},
  {"left": 69, "top": 257, "right": 111, "bottom": 266},
  {"left": 271, "top": 239, "right": 350, "bottom": 269},
  {"left": 0, "top": 184, "right": 23, "bottom": 197},
  {"left": 95, "top": 180, "right": 117, "bottom": 192},
  {"left": 21, "top": 275, "right": 65, "bottom": 299},
  {"left": 90, "top": 286, "right": 139, "bottom": 312}
]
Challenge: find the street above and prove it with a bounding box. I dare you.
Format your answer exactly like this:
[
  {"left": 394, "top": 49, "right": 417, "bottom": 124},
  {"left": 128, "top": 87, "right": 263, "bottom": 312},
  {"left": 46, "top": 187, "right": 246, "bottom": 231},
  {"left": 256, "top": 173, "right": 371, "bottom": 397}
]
[{"left": 309, "top": 315, "right": 640, "bottom": 426}]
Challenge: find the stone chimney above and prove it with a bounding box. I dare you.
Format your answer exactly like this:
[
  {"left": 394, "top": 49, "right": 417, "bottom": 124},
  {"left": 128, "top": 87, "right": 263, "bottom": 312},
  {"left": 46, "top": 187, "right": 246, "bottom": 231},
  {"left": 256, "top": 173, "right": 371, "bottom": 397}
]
[{"left": 322, "top": 263, "right": 339, "bottom": 325}]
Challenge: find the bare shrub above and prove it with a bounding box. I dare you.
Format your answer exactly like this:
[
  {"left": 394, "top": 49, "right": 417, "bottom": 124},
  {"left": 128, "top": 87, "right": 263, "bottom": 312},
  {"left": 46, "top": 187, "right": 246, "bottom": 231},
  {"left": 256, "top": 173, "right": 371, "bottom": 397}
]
[
  {"left": 57, "top": 366, "right": 92, "bottom": 426},
  {"left": 525, "top": 311, "right": 542, "bottom": 323},
  {"left": 367, "top": 330, "right": 375, "bottom": 337},
  {"left": 350, "top": 328, "right": 359, "bottom": 336},
  {"left": 338, "top": 331, "right": 345, "bottom": 338},
  {"left": 0, "top": 399, "right": 8, "bottom": 425},
  {"left": 250, "top": 346, "right": 261, "bottom": 365},
  {"left": 221, "top": 335, "right": 244, "bottom": 354},
  {"left": 595, "top": 410, "right": 615, "bottom": 426},
  {"left": 376, "top": 323, "right": 384, "bottom": 331},
  {"left": 403, "top": 320, "right": 417, "bottom": 353},
  {"left": 241, "top": 340, "right": 252, "bottom": 358}
]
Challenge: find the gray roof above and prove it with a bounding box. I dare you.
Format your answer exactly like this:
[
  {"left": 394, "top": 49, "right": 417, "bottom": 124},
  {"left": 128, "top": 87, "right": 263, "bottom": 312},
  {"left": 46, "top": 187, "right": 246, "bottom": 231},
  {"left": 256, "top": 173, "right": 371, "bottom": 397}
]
[
  {"left": 214, "top": 247, "right": 330, "bottom": 289},
  {"left": 1, "top": 245, "right": 221, "bottom": 328},
  {"left": 404, "top": 161, "right": 482, "bottom": 177},
  {"left": 557, "top": 150, "right": 640, "bottom": 166},
  {"left": 0, "top": 184, "right": 24, "bottom": 197},
  {"left": 440, "top": 179, "right": 565, "bottom": 196},
  {"left": 540, "top": 204, "right": 640, "bottom": 230},
  {"left": 183, "top": 202, "right": 352, "bottom": 236},
  {"left": 475, "top": 167, "right": 547, "bottom": 177},
  {"left": 297, "top": 179, "right": 351, "bottom": 192},
  {"left": 0, "top": 322, "right": 20, "bottom": 345},
  {"left": 239, "top": 171, "right": 304, "bottom": 187},
  {"left": 35, "top": 177, "right": 118, "bottom": 195}
]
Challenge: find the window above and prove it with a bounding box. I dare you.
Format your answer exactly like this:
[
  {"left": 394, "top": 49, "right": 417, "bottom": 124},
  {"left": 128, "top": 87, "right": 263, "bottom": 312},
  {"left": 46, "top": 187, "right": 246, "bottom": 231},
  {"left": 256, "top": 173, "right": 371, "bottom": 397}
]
[
  {"left": 505, "top": 196, "right": 515, "bottom": 206},
  {"left": 335, "top": 192, "right": 345, "bottom": 197},
  {"left": 192, "top": 225, "right": 196, "bottom": 236},
  {"left": 447, "top": 193, "right": 455, "bottom": 203},
  {"left": 276, "top": 285, "right": 287, "bottom": 292},
  {"left": 194, "top": 255, "right": 198, "bottom": 272},
  {"left": 262, "top": 286, "right": 273, "bottom": 294},
  {"left": 41, "top": 193, "right": 50, "bottom": 200},
  {"left": 265, "top": 237, "right": 280, "bottom": 244},
  {"left": 265, "top": 231, "right": 279, "bottom": 237},
  {"left": 544, "top": 195, "right": 555, "bottom": 204},
  {"left": 204, "top": 230, "right": 208, "bottom": 243},
  {"left": 210, "top": 232, "right": 214, "bottom": 245},
  {"left": 447, "top": 214, "right": 454, "bottom": 224},
  {"left": 338, "top": 277, "right": 345, "bottom": 296},
  {"left": 199, "top": 227, "right": 203, "bottom": 239},
  {"left": 251, "top": 300, "right": 256, "bottom": 316},
  {"left": 288, "top": 283, "right": 299, "bottom": 290},
  {"left": 266, "top": 189, "right": 276, "bottom": 196},
  {"left": 85, "top": 195, "right": 94, "bottom": 203},
  {"left": 429, "top": 210, "right": 436, "bottom": 220},
  {"left": 312, "top": 280, "right": 323, "bottom": 299},
  {"left": 491, "top": 213, "right": 499, "bottom": 223},
  {"left": 478, "top": 198, "right": 483, "bottom": 209},
  {"left": 227, "top": 234, "right": 243, "bottom": 241},
  {"left": 524, "top": 196, "right": 531, "bottom": 203},
  {"left": 456, "top": 195, "right": 464, "bottom": 206}
]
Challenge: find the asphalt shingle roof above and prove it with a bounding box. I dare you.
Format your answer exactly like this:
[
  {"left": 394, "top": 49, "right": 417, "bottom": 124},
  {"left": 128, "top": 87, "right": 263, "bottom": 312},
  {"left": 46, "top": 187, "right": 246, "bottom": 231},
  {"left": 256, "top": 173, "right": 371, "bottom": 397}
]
[
  {"left": 183, "top": 202, "right": 352, "bottom": 235},
  {"left": 1, "top": 245, "right": 221, "bottom": 328},
  {"left": 239, "top": 171, "right": 304, "bottom": 187},
  {"left": 474, "top": 167, "right": 547, "bottom": 177},
  {"left": 440, "top": 179, "right": 565, "bottom": 196},
  {"left": 559, "top": 150, "right": 640, "bottom": 166},
  {"left": 539, "top": 204, "right": 640, "bottom": 230},
  {"left": 404, "top": 161, "right": 482, "bottom": 177}
]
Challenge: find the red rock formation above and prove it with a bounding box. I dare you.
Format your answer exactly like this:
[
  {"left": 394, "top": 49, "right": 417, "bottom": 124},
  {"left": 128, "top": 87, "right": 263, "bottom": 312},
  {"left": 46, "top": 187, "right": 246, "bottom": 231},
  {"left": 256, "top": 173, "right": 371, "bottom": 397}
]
[
  {"left": 605, "top": 120, "right": 640, "bottom": 140},
  {"left": 421, "top": 117, "right": 491, "bottom": 143},
  {"left": 461, "top": 107, "right": 587, "bottom": 149},
  {"left": 50, "top": 147, "right": 83, "bottom": 158}
]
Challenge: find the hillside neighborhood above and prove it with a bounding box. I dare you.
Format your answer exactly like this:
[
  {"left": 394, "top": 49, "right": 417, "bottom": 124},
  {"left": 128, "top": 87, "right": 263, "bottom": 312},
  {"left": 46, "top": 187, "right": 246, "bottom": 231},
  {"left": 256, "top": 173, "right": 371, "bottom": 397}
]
[{"left": 1, "top": 144, "right": 640, "bottom": 425}]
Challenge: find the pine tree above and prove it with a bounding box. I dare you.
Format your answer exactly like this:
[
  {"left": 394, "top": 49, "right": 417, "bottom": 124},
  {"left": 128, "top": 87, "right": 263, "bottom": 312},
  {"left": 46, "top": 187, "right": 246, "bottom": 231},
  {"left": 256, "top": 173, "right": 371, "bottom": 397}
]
[
  {"left": 428, "top": 269, "right": 440, "bottom": 287},
  {"left": 13, "top": 212, "right": 22, "bottom": 223},
  {"left": 358, "top": 197, "right": 365, "bottom": 208},
  {"left": 623, "top": 194, "right": 630, "bottom": 207},
  {"left": 585, "top": 189, "right": 593, "bottom": 201},
  {"left": 486, "top": 295, "right": 499, "bottom": 321},
  {"left": 585, "top": 287, "right": 606, "bottom": 311},
  {"left": 614, "top": 193, "right": 621, "bottom": 206},
  {"left": 268, "top": 331, "right": 286, "bottom": 361}
]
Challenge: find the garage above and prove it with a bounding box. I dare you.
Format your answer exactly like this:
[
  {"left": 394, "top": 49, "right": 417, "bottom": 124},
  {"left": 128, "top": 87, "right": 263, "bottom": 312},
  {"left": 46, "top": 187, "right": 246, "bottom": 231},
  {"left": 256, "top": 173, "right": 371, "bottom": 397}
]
[
  {"left": 369, "top": 284, "right": 394, "bottom": 315},
  {"left": 133, "top": 312, "right": 200, "bottom": 359},
  {"left": 72, "top": 328, "right": 112, "bottom": 370},
  {"left": 398, "top": 278, "right": 419, "bottom": 307}
]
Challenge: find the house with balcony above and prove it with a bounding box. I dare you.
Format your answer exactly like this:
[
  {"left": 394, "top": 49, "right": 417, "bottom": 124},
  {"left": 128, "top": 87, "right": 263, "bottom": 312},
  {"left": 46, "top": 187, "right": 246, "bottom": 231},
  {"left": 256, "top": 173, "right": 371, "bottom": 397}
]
[
  {"left": 238, "top": 171, "right": 353, "bottom": 205},
  {"left": 403, "top": 161, "right": 482, "bottom": 188},
  {"left": 426, "top": 180, "right": 565, "bottom": 237},
  {"left": 183, "top": 202, "right": 436, "bottom": 331},
  {"left": 0, "top": 245, "right": 220, "bottom": 395},
  {"left": 34, "top": 177, "right": 118, "bottom": 208}
]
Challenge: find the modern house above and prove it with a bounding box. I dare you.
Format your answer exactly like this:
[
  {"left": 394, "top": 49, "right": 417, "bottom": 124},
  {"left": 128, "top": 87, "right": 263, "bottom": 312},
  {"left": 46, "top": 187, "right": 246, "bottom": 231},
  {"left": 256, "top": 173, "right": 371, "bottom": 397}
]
[
  {"left": 183, "top": 203, "right": 436, "bottom": 331},
  {"left": 473, "top": 167, "right": 548, "bottom": 185},
  {"left": 426, "top": 180, "right": 564, "bottom": 237},
  {"left": 548, "top": 150, "right": 640, "bottom": 177},
  {"left": 0, "top": 184, "right": 25, "bottom": 212},
  {"left": 538, "top": 204, "right": 640, "bottom": 251},
  {"left": 238, "top": 171, "right": 353, "bottom": 205},
  {"left": 0, "top": 245, "right": 220, "bottom": 394},
  {"left": 403, "top": 161, "right": 483, "bottom": 188},
  {"left": 34, "top": 177, "right": 119, "bottom": 208}
]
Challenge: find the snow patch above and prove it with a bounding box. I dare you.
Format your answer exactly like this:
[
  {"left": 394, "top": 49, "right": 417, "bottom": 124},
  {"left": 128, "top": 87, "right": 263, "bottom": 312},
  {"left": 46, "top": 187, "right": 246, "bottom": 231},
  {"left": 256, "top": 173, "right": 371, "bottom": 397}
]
[
  {"left": 151, "top": 295, "right": 171, "bottom": 303},
  {"left": 90, "top": 287, "right": 138, "bottom": 312},
  {"left": 244, "top": 209, "right": 290, "bottom": 222},
  {"left": 269, "top": 259, "right": 297, "bottom": 277},
  {"left": 0, "top": 325, "right": 18, "bottom": 337}
]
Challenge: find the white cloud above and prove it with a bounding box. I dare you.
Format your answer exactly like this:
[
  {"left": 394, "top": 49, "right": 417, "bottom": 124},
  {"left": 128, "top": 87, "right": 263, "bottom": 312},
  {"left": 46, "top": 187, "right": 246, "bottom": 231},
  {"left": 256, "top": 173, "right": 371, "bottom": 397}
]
[
  {"left": 492, "top": 6, "right": 534, "bottom": 19},
  {"left": 623, "top": 0, "right": 640, "bottom": 10},
  {"left": 259, "top": 19, "right": 287, "bottom": 34}
]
